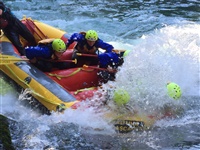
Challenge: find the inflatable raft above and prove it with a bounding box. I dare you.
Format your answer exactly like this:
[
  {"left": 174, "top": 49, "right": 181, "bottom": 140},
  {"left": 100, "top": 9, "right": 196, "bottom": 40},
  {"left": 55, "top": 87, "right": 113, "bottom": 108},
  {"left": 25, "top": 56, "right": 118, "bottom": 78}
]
[
  {"left": 0, "top": 17, "right": 104, "bottom": 112},
  {"left": 0, "top": 17, "right": 179, "bottom": 133}
]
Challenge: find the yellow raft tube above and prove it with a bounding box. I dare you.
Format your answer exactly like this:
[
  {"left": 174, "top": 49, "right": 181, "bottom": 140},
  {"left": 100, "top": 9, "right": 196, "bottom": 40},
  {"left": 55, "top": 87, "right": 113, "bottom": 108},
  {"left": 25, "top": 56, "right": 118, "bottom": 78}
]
[{"left": 0, "top": 17, "right": 78, "bottom": 112}]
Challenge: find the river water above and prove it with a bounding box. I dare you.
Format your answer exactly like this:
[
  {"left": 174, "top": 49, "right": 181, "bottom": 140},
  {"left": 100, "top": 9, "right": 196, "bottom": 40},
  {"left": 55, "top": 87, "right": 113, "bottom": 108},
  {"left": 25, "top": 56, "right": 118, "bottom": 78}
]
[{"left": 1, "top": 0, "right": 200, "bottom": 149}]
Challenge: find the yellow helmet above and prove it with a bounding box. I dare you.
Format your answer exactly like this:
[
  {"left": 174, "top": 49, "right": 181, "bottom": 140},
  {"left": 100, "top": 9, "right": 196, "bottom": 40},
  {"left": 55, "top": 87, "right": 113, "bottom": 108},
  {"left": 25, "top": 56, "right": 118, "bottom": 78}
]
[
  {"left": 85, "top": 30, "right": 98, "bottom": 41},
  {"left": 52, "top": 39, "right": 66, "bottom": 52}
]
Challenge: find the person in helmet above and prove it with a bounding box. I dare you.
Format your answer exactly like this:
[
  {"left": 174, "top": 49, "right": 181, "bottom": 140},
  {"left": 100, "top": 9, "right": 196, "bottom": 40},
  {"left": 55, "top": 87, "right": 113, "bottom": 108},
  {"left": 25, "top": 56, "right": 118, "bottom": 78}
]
[
  {"left": 66, "top": 30, "right": 120, "bottom": 68},
  {"left": 0, "top": 1, "right": 37, "bottom": 55},
  {"left": 25, "top": 38, "right": 68, "bottom": 72}
]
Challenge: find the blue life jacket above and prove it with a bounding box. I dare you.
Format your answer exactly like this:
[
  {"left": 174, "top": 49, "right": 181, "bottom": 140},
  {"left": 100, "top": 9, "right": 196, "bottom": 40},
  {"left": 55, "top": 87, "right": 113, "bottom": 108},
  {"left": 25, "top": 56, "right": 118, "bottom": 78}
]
[
  {"left": 25, "top": 43, "right": 53, "bottom": 60},
  {"left": 66, "top": 32, "right": 114, "bottom": 54},
  {"left": 98, "top": 52, "right": 119, "bottom": 68}
]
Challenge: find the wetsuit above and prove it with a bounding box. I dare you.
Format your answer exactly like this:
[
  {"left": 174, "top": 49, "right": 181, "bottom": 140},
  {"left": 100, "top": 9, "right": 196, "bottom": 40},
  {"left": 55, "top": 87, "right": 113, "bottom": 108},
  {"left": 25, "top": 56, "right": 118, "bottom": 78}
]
[{"left": 0, "top": 2, "right": 36, "bottom": 55}]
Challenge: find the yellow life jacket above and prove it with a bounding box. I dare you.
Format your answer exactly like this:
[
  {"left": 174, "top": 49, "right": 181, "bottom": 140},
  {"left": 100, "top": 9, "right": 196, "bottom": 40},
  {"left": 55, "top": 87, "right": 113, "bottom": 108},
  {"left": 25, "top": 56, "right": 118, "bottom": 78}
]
[
  {"left": 75, "top": 32, "right": 97, "bottom": 54},
  {"left": 38, "top": 38, "right": 58, "bottom": 60},
  {"left": 38, "top": 38, "right": 54, "bottom": 45}
]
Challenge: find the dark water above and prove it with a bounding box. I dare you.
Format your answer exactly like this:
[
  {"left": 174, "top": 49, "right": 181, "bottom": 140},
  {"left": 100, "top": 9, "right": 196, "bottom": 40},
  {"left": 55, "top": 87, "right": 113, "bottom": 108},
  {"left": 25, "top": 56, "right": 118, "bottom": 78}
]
[{"left": 1, "top": 0, "right": 200, "bottom": 149}]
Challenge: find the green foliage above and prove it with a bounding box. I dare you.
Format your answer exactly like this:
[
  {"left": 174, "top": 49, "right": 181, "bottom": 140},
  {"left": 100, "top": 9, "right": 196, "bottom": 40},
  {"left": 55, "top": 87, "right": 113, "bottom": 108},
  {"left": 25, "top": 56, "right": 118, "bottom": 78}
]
[{"left": 0, "top": 78, "right": 14, "bottom": 96}]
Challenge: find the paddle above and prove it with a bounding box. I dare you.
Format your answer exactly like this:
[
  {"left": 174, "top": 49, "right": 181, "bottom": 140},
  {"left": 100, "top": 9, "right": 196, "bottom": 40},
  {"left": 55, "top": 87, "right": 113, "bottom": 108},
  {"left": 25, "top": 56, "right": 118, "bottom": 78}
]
[
  {"left": 76, "top": 53, "right": 98, "bottom": 58},
  {"left": 76, "top": 49, "right": 127, "bottom": 58},
  {"left": 83, "top": 65, "right": 117, "bottom": 73},
  {"left": 0, "top": 54, "right": 27, "bottom": 64},
  {"left": 113, "top": 49, "right": 126, "bottom": 53},
  {"left": 0, "top": 54, "right": 77, "bottom": 65},
  {"left": 0, "top": 58, "right": 28, "bottom": 64},
  {"left": 98, "top": 48, "right": 127, "bottom": 53},
  {"left": 41, "top": 58, "right": 77, "bottom": 64}
]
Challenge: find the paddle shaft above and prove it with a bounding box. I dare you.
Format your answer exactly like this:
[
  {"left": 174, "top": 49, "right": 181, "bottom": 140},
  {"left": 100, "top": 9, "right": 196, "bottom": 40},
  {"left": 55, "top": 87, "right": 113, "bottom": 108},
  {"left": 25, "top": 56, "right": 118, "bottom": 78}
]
[
  {"left": 99, "top": 48, "right": 126, "bottom": 53},
  {"left": 76, "top": 49, "right": 126, "bottom": 58},
  {"left": 0, "top": 55, "right": 77, "bottom": 64},
  {"left": 83, "top": 65, "right": 117, "bottom": 73},
  {"left": 42, "top": 58, "right": 77, "bottom": 64},
  {"left": 112, "top": 49, "right": 126, "bottom": 53},
  {"left": 76, "top": 53, "right": 98, "bottom": 57}
]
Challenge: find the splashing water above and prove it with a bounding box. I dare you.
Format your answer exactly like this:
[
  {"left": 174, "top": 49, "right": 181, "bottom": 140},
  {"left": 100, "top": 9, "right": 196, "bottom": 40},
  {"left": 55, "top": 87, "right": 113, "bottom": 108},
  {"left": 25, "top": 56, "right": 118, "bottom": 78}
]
[
  {"left": 104, "top": 23, "right": 200, "bottom": 115},
  {"left": 1, "top": 23, "right": 200, "bottom": 149}
]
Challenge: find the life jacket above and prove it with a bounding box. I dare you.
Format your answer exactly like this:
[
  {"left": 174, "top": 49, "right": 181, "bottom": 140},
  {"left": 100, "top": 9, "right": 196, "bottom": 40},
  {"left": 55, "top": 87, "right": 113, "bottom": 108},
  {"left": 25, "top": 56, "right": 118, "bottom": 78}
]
[
  {"left": 38, "top": 38, "right": 54, "bottom": 44},
  {"left": 75, "top": 32, "right": 98, "bottom": 54},
  {"left": 0, "top": 17, "right": 8, "bottom": 29},
  {"left": 38, "top": 38, "right": 58, "bottom": 60}
]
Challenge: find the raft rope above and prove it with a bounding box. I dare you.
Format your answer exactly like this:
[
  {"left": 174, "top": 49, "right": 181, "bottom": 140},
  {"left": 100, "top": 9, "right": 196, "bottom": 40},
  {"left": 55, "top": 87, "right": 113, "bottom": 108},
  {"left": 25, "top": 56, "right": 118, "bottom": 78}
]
[
  {"left": 73, "top": 87, "right": 97, "bottom": 95},
  {"left": 48, "top": 67, "right": 95, "bottom": 80}
]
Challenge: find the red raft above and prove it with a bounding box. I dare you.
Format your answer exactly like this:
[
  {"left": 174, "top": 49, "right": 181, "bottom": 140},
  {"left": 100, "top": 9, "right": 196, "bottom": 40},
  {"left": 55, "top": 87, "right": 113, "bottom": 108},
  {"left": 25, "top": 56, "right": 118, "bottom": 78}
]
[{"left": 0, "top": 17, "right": 119, "bottom": 112}]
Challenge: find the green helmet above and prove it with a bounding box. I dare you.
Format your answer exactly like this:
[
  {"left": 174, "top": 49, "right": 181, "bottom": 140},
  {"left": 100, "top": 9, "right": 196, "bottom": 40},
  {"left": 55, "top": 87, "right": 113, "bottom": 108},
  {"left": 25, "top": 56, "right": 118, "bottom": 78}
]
[
  {"left": 52, "top": 39, "right": 66, "bottom": 52},
  {"left": 123, "top": 50, "right": 131, "bottom": 57},
  {"left": 167, "top": 82, "right": 182, "bottom": 100},
  {"left": 85, "top": 30, "right": 98, "bottom": 41}
]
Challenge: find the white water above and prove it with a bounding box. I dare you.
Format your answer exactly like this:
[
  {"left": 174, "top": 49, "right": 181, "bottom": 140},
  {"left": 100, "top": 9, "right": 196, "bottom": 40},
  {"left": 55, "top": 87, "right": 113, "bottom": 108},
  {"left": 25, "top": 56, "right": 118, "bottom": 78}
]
[
  {"left": 104, "top": 23, "right": 200, "bottom": 114},
  {"left": 1, "top": 23, "right": 200, "bottom": 149}
]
